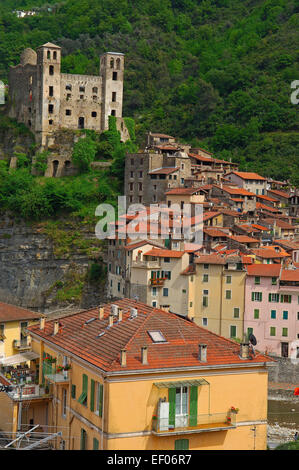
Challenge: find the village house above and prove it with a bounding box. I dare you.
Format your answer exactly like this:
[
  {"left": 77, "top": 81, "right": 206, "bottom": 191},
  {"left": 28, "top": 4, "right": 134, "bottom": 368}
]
[
  {"left": 244, "top": 265, "right": 299, "bottom": 358},
  {"left": 1, "top": 299, "right": 273, "bottom": 450},
  {"left": 225, "top": 171, "right": 267, "bottom": 196}
]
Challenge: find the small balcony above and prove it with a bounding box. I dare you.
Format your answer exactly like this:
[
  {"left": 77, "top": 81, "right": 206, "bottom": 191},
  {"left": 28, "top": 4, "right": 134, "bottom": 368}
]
[
  {"left": 152, "top": 413, "right": 236, "bottom": 436},
  {"left": 149, "top": 278, "right": 165, "bottom": 287},
  {"left": 13, "top": 339, "right": 31, "bottom": 351},
  {"left": 44, "top": 370, "right": 70, "bottom": 384},
  {"left": 8, "top": 384, "right": 52, "bottom": 400}
]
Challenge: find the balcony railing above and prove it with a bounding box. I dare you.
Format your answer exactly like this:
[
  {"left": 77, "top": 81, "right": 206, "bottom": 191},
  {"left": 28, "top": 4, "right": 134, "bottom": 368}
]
[
  {"left": 13, "top": 339, "right": 31, "bottom": 350},
  {"left": 132, "top": 260, "right": 160, "bottom": 269},
  {"left": 7, "top": 384, "right": 52, "bottom": 400},
  {"left": 149, "top": 278, "right": 165, "bottom": 286},
  {"left": 44, "top": 370, "right": 69, "bottom": 384},
  {"left": 152, "top": 413, "right": 236, "bottom": 435}
]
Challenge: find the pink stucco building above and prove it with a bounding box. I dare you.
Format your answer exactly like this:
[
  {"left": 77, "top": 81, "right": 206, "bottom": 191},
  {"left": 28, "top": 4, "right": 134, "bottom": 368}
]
[{"left": 244, "top": 264, "right": 299, "bottom": 358}]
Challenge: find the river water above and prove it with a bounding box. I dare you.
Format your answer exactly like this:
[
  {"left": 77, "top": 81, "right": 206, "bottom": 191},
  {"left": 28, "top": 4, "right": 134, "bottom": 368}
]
[{"left": 267, "top": 389, "right": 299, "bottom": 447}]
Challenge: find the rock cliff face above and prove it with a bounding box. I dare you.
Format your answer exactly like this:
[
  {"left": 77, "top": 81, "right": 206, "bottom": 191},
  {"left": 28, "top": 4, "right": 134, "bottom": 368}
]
[{"left": 0, "top": 216, "right": 107, "bottom": 313}]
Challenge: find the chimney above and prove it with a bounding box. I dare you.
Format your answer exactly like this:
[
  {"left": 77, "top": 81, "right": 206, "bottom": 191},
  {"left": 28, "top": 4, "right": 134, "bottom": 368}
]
[
  {"left": 120, "top": 349, "right": 127, "bottom": 367},
  {"left": 108, "top": 314, "right": 114, "bottom": 328},
  {"left": 117, "top": 308, "right": 123, "bottom": 322},
  {"left": 40, "top": 316, "right": 45, "bottom": 330},
  {"left": 198, "top": 344, "right": 207, "bottom": 362},
  {"left": 240, "top": 340, "right": 250, "bottom": 360},
  {"left": 53, "top": 320, "right": 59, "bottom": 335},
  {"left": 141, "top": 346, "right": 148, "bottom": 365},
  {"left": 99, "top": 307, "right": 104, "bottom": 320}
]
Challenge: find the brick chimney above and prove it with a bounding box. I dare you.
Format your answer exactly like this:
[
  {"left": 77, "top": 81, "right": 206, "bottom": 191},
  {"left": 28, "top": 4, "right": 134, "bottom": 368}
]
[
  {"left": 141, "top": 346, "right": 148, "bottom": 365},
  {"left": 120, "top": 349, "right": 127, "bottom": 367},
  {"left": 40, "top": 316, "right": 45, "bottom": 330},
  {"left": 99, "top": 307, "right": 104, "bottom": 320},
  {"left": 198, "top": 344, "right": 207, "bottom": 362},
  {"left": 53, "top": 320, "right": 59, "bottom": 336}
]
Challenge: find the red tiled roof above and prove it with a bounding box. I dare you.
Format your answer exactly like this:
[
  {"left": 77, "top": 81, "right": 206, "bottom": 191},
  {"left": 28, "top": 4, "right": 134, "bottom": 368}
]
[
  {"left": 204, "top": 228, "right": 228, "bottom": 238},
  {"left": 256, "top": 202, "right": 281, "bottom": 213},
  {"left": 273, "top": 239, "right": 299, "bottom": 250},
  {"left": 28, "top": 299, "right": 273, "bottom": 372},
  {"left": 267, "top": 189, "right": 291, "bottom": 199},
  {"left": 188, "top": 153, "right": 213, "bottom": 163},
  {"left": 214, "top": 185, "right": 256, "bottom": 196},
  {"left": 280, "top": 269, "right": 299, "bottom": 282},
  {"left": 195, "top": 254, "right": 227, "bottom": 265},
  {"left": 251, "top": 248, "right": 290, "bottom": 259},
  {"left": 229, "top": 235, "right": 259, "bottom": 243},
  {"left": 0, "top": 302, "right": 41, "bottom": 323},
  {"left": 256, "top": 194, "right": 279, "bottom": 203},
  {"left": 246, "top": 264, "right": 281, "bottom": 277},
  {"left": 252, "top": 224, "right": 270, "bottom": 231},
  {"left": 228, "top": 171, "right": 266, "bottom": 181},
  {"left": 124, "top": 240, "right": 163, "bottom": 251},
  {"left": 143, "top": 248, "right": 185, "bottom": 258},
  {"left": 148, "top": 167, "right": 179, "bottom": 175},
  {"left": 166, "top": 187, "right": 204, "bottom": 195}
]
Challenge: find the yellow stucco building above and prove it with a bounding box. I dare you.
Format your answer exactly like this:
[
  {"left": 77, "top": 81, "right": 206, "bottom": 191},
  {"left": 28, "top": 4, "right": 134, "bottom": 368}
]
[
  {"left": 11, "top": 298, "right": 275, "bottom": 450},
  {"left": 187, "top": 254, "right": 246, "bottom": 340}
]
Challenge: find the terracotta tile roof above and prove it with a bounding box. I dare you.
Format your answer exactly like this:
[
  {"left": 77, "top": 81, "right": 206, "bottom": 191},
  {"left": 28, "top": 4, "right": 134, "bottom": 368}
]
[
  {"left": 143, "top": 248, "right": 185, "bottom": 258},
  {"left": 280, "top": 269, "right": 299, "bottom": 282},
  {"left": 214, "top": 185, "right": 256, "bottom": 196},
  {"left": 273, "top": 239, "right": 299, "bottom": 250},
  {"left": 256, "top": 194, "right": 279, "bottom": 203},
  {"left": 204, "top": 228, "right": 229, "bottom": 237},
  {"left": 267, "top": 189, "right": 291, "bottom": 199},
  {"left": 166, "top": 187, "right": 204, "bottom": 195},
  {"left": 241, "top": 255, "right": 254, "bottom": 264},
  {"left": 229, "top": 235, "right": 259, "bottom": 243},
  {"left": 228, "top": 171, "right": 266, "bottom": 181},
  {"left": 252, "top": 224, "right": 270, "bottom": 231},
  {"left": 188, "top": 153, "right": 213, "bottom": 163},
  {"left": 28, "top": 299, "right": 273, "bottom": 372},
  {"left": 0, "top": 302, "right": 41, "bottom": 323},
  {"left": 202, "top": 211, "right": 221, "bottom": 221},
  {"left": 148, "top": 167, "right": 179, "bottom": 175},
  {"left": 246, "top": 264, "right": 281, "bottom": 277},
  {"left": 124, "top": 240, "right": 163, "bottom": 251},
  {"left": 250, "top": 248, "right": 290, "bottom": 259},
  {"left": 195, "top": 254, "right": 227, "bottom": 265},
  {"left": 263, "top": 218, "right": 295, "bottom": 229},
  {"left": 256, "top": 202, "right": 281, "bottom": 213}
]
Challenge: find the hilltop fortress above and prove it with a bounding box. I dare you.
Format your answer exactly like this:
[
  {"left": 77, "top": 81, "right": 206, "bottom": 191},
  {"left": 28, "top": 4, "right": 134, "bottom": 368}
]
[{"left": 8, "top": 43, "right": 129, "bottom": 149}]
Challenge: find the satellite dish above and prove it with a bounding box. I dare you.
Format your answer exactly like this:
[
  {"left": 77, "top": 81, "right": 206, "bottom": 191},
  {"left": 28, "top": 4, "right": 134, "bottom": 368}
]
[{"left": 249, "top": 334, "right": 257, "bottom": 346}]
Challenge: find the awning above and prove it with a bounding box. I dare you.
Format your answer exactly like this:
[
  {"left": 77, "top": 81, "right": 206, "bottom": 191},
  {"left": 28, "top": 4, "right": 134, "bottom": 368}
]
[
  {"left": 0, "top": 351, "right": 39, "bottom": 366},
  {"left": 154, "top": 379, "right": 209, "bottom": 388}
]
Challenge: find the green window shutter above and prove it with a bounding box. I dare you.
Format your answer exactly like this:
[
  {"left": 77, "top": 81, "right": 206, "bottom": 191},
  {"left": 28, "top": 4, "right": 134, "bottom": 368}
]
[
  {"left": 99, "top": 384, "right": 103, "bottom": 417},
  {"left": 71, "top": 384, "right": 76, "bottom": 399},
  {"left": 90, "top": 379, "right": 95, "bottom": 412},
  {"left": 93, "top": 438, "right": 99, "bottom": 450},
  {"left": 80, "top": 429, "right": 86, "bottom": 450},
  {"left": 252, "top": 292, "right": 255, "bottom": 301},
  {"left": 83, "top": 374, "right": 88, "bottom": 393},
  {"left": 189, "top": 386, "right": 198, "bottom": 427},
  {"left": 175, "top": 439, "right": 189, "bottom": 450},
  {"left": 169, "top": 388, "right": 176, "bottom": 428},
  {"left": 268, "top": 293, "right": 271, "bottom": 302}
]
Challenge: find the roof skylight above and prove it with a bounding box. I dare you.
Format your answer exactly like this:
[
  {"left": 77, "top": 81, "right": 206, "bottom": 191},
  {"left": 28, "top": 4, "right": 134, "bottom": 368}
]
[{"left": 148, "top": 330, "right": 167, "bottom": 343}]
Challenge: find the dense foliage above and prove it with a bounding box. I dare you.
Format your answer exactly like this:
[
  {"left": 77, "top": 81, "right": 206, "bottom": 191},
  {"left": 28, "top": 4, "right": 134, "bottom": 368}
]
[{"left": 0, "top": 0, "right": 298, "bottom": 182}]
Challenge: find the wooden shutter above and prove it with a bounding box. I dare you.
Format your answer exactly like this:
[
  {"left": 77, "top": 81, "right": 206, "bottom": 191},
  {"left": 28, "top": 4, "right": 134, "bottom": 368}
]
[
  {"left": 90, "top": 379, "right": 95, "bottom": 412},
  {"left": 189, "top": 386, "right": 198, "bottom": 426},
  {"left": 175, "top": 439, "right": 189, "bottom": 450},
  {"left": 98, "top": 384, "right": 103, "bottom": 417},
  {"left": 80, "top": 429, "right": 86, "bottom": 450},
  {"left": 169, "top": 388, "right": 176, "bottom": 428},
  {"left": 93, "top": 438, "right": 99, "bottom": 450}
]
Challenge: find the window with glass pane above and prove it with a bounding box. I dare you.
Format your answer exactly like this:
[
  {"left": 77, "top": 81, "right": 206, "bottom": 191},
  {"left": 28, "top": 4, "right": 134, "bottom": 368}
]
[
  {"left": 226, "top": 276, "right": 232, "bottom": 284},
  {"left": 282, "top": 328, "right": 288, "bottom": 337},
  {"left": 233, "top": 308, "right": 239, "bottom": 318},
  {"left": 175, "top": 387, "right": 188, "bottom": 416},
  {"left": 271, "top": 310, "right": 276, "bottom": 319},
  {"left": 226, "top": 290, "right": 232, "bottom": 300},
  {"left": 203, "top": 274, "right": 209, "bottom": 282},
  {"left": 230, "top": 325, "right": 237, "bottom": 338},
  {"left": 283, "top": 311, "right": 288, "bottom": 320},
  {"left": 270, "top": 327, "right": 276, "bottom": 336},
  {"left": 272, "top": 277, "right": 277, "bottom": 285},
  {"left": 254, "top": 277, "right": 260, "bottom": 285},
  {"left": 254, "top": 309, "right": 259, "bottom": 319}
]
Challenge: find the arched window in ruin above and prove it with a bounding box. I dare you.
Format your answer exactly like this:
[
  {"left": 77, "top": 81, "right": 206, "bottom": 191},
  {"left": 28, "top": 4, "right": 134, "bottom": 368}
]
[
  {"left": 53, "top": 51, "right": 57, "bottom": 60},
  {"left": 64, "top": 160, "right": 71, "bottom": 175},
  {"left": 116, "top": 58, "right": 121, "bottom": 70},
  {"left": 47, "top": 50, "right": 51, "bottom": 59},
  {"left": 110, "top": 58, "right": 114, "bottom": 68},
  {"left": 52, "top": 160, "right": 59, "bottom": 177},
  {"left": 49, "top": 65, "right": 54, "bottom": 75},
  {"left": 92, "top": 87, "right": 98, "bottom": 94}
]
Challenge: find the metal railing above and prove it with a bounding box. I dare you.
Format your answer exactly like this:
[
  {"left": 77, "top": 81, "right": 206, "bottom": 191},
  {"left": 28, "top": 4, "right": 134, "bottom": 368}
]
[
  {"left": 13, "top": 339, "right": 31, "bottom": 350},
  {"left": 152, "top": 412, "right": 236, "bottom": 433}
]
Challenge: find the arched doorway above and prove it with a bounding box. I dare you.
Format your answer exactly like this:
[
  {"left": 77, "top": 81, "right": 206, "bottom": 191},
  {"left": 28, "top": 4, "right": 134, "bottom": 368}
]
[
  {"left": 78, "top": 117, "right": 85, "bottom": 129},
  {"left": 52, "top": 160, "right": 59, "bottom": 177},
  {"left": 64, "top": 160, "right": 71, "bottom": 176}
]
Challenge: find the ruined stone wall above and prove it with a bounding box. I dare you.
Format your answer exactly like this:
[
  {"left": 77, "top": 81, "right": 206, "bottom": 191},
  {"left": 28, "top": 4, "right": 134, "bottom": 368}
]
[
  {"left": 8, "top": 64, "right": 37, "bottom": 132},
  {"left": 60, "top": 74, "right": 102, "bottom": 132}
]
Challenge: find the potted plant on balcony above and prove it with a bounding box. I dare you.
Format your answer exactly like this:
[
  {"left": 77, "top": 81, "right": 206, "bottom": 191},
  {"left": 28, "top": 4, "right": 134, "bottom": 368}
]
[
  {"left": 230, "top": 406, "right": 239, "bottom": 414},
  {"left": 63, "top": 364, "right": 71, "bottom": 371},
  {"left": 226, "top": 416, "right": 232, "bottom": 425},
  {"left": 56, "top": 365, "right": 64, "bottom": 373}
]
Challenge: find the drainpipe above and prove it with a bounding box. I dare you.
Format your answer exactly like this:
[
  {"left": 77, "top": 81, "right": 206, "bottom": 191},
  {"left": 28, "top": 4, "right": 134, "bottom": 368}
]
[
  {"left": 101, "top": 376, "right": 106, "bottom": 450},
  {"left": 219, "top": 266, "right": 223, "bottom": 336}
]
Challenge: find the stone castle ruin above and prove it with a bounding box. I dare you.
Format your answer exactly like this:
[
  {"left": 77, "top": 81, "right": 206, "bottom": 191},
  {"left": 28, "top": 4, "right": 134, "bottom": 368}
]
[{"left": 7, "top": 43, "right": 130, "bottom": 176}]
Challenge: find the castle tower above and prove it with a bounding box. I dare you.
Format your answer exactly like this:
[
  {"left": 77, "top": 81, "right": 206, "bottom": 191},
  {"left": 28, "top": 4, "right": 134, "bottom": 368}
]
[
  {"left": 100, "top": 52, "right": 124, "bottom": 131},
  {"left": 36, "top": 42, "right": 61, "bottom": 146}
]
